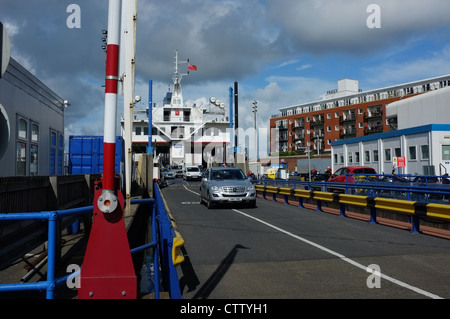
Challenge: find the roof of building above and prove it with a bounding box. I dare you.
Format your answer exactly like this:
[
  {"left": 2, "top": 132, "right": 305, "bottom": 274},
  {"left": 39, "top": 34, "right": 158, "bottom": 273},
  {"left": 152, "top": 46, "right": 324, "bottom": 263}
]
[{"left": 277, "top": 74, "right": 450, "bottom": 113}]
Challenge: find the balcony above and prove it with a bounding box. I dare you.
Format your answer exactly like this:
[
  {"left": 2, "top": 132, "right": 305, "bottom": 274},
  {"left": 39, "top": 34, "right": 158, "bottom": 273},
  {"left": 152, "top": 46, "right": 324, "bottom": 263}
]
[
  {"left": 294, "top": 133, "right": 305, "bottom": 142},
  {"left": 340, "top": 115, "right": 356, "bottom": 123},
  {"left": 364, "top": 111, "right": 382, "bottom": 120},
  {"left": 310, "top": 119, "right": 324, "bottom": 127},
  {"left": 364, "top": 125, "right": 383, "bottom": 135},
  {"left": 312, "top": 132, "right": 324, "bottom": 139},
  {"left": 340, "top": 129, "right": 356, "bottom": 139}
]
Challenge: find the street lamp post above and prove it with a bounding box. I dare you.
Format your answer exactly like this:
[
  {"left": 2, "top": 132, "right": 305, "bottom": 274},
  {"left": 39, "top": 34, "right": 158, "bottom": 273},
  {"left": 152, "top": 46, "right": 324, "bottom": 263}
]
[
  {"left": 297, "top": 146, "right": 311, "bottom": 181},
  {"left": 253, "top": 100, "right": 257, "bottom": 161}
]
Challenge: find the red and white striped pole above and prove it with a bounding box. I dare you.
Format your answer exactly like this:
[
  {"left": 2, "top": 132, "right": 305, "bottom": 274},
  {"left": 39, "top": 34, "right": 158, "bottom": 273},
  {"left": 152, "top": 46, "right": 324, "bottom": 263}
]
[
  {"left": 79, "top": 0, "right": 137, "bottom": 299},
  {"left": 99, "top": 0, "right": 121, "bottom": 213}
]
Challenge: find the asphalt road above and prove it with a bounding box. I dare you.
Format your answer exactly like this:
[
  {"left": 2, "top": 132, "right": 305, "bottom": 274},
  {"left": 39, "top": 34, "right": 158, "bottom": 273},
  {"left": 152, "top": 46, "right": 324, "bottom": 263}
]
[{"left": 161, "top": 180, "right": 450, "bottom": 299}]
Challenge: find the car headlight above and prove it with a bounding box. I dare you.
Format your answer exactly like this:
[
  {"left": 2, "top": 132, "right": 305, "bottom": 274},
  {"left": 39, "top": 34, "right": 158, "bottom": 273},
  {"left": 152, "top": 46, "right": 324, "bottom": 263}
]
[
  {"left": 246, "top": 185, "right": 255, "bottom": 191},
  {"left": 211, "top": 186, "right": 220, "bottom": 191}
]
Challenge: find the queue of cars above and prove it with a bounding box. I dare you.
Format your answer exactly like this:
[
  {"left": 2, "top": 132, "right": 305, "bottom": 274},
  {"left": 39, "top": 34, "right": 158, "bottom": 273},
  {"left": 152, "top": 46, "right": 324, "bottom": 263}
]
[{"left": 161, "top": 165, "right": 203, "bottom": 180}]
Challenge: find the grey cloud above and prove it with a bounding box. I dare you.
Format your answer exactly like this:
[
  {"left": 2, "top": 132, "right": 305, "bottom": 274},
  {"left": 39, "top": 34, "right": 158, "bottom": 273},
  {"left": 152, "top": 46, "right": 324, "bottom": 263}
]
[{"left": 266, "top": 0, "right": 450, "bottom": 55}]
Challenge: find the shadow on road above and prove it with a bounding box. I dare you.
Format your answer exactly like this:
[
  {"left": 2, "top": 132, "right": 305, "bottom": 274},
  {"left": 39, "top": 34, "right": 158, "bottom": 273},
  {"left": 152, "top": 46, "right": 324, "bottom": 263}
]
[{"left": 178, "top": 244, "right": 247, "bottom": 299}]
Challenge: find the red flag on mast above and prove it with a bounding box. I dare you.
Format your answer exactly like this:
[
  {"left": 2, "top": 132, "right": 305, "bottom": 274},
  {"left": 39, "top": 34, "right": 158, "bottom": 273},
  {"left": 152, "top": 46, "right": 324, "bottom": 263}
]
[{"left": 188, "top": 64, "right": 197, "bottom": 71}]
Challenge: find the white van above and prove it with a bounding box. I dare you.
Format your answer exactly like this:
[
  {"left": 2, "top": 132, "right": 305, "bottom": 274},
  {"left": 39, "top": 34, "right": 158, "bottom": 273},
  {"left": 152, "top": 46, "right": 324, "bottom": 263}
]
[{"left": 183, "top": 166, "right": 202, "bottom": 181}]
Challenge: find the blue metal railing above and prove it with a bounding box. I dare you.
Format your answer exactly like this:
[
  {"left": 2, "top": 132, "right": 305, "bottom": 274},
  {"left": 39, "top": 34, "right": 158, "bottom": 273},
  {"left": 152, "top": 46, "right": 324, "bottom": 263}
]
[
  {"left": 256, "top": 174, "right": 450, "bottom": 204},
  {"left": 152, "top": 180, "right": 183, "bottom": 299},
  {"left": 0, "top": 205, "right": 94, "bottom": 299},
  {"left": 0, "top": 181, "right": 183, "bottom": 299}
]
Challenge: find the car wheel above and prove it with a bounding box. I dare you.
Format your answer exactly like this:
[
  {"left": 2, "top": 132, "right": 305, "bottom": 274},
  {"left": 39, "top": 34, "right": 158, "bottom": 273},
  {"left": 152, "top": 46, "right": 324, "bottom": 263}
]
[{"left": 206, "top": 194, "right": 214, "bottom": 209}]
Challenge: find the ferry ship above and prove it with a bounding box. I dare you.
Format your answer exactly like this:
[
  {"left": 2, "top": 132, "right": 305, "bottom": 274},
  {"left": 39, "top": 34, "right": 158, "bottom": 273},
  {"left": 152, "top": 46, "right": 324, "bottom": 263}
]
[{"left": 124, "top": 51, "right": 231, "bottom": 168}]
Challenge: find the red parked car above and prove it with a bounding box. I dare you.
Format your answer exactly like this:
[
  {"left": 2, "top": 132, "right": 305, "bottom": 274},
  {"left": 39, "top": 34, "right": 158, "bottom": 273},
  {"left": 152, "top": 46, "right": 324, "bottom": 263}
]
[{"left": 328, "top": 166, "right": 377, "bottom": 183}]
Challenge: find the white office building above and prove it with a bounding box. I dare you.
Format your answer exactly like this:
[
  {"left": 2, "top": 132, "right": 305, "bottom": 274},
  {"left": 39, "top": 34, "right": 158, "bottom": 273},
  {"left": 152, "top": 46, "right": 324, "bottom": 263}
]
[{"left": 331, "top": 85, "right": 450, "bottom": 176}]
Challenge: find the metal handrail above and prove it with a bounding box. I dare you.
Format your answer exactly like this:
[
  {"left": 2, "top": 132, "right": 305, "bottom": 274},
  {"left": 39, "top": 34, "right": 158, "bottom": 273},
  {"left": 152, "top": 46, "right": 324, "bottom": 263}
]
[{"left": 0, "top": 198, "right": 160, "bottom": 299}]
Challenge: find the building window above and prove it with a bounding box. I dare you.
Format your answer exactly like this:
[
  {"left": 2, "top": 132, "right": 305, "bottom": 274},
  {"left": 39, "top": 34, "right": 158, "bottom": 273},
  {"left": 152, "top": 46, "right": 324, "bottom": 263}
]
[
  {"left": 17, "top": 116, "right": 28, "bottom": 175},
  {"left": 30, "top": 144, "right": 38, "bottom": 176},
  {"left": 50, "top": 131, "right": 57, "bottom": 175},
  {"left": 334, "top": 154, "right": 338, "bottom": 163},
  {"left": 335, "top": 112, "right": 339, "bottom": 118},
  {"left": 365, "top": 151, "right": 371, "bottom": 163},
  {"left": 348, "top": 152, "right": 353, "bottom": 164},
  {"left": 30, "top": 122, "right": 39, "bottom": 176},
  {"left": 409, "top": 146, "right": 417, "bottom": 161},
  {"left": 16, "top": 141, "right": 27, "bottom": 176},
  {"left": 335, "top": 125, "right": 339, "bottom": 132},
  {"left": 395, "top": 147, "right": 401, "bottom": 157},
  {"left": 373, "top": 150, "right": 379, "bottom": 162},
  {"left": 340, "top": 153, "right": 344, "bottom": 164},
  {"left": 385, "top": 148, "right": 391, "bottom": 162},
  {"left": 31, "top": 123, "right": 39, "bottom": 142},
  {"left": 327, "top": 113, "right": 331, "bottom": 119},
  {"left": 355, "top": 152, "right": 360, "bottom": 163},
  {"left": 421, "top": 145, "right": 429, "bottom": 160},
  {"left": 136, "top": 126, "right": 142, "bottom": 135},
  {"left": 18, "top": 118, "right": 27, "bottom": 139},
  {"left": 442, "top": 145, "right": 450, "bottom": 161}
]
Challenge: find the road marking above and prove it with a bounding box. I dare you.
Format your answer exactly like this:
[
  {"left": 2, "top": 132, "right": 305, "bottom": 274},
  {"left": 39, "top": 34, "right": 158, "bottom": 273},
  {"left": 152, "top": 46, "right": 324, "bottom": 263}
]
[
  {"left": 184, "top": 185, "right": 199, "bottom": 195},
  {"left": 232, "top": 208, "right": 443, "bottom": 299},
  {"left": 181, "top": 202, "right": 200, "bottom": 205},
  {"left": 183, "top": 185, "right": 443, "bottom": 299}
]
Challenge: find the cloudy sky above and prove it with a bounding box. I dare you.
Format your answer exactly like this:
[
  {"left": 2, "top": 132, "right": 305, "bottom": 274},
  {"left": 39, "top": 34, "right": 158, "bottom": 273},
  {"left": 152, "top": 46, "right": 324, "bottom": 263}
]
[{"left": 1, "top": 0, "right": 450, "bottom": 156}]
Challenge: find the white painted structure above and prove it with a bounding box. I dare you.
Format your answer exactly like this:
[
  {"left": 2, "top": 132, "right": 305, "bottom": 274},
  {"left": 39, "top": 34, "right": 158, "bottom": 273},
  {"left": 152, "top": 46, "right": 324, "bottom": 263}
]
[
  {"left": 331, "top": 87, "right": 450, "bottom": 176},
  {"left": 386, "top": 86, "right": 450, "bottom": 130},
  {"left": 122, "top": 51, "right": 230, "bottom": 167},
  {"left": 331, "top": 125, "right": 450, "bottom": 176}
]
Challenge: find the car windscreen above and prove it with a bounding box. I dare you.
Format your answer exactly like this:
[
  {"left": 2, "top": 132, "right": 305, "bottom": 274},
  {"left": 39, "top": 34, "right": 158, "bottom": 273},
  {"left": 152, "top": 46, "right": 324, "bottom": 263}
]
[
  {"left": 211, "top": 169, "right": 245, "bottom": 180},
  {"left": 187, "top": 167, "right": 199, "bottom": 172}
]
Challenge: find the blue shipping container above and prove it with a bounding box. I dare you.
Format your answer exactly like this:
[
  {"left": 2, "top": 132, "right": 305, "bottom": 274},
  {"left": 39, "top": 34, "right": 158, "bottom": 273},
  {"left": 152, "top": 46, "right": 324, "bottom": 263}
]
[{"left": 68, "top": 136, "right": 124, "bottom": 175}]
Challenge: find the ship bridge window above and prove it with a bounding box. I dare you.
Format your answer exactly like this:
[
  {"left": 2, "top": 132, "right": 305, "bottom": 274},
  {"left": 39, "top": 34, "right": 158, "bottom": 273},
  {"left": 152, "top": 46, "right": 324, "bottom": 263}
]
[
  {"left": 173, "top": 98, "right": 181, "bottom": 105},
  {"left": 164, "top": 110, "right": 170, "bottom": 121}
]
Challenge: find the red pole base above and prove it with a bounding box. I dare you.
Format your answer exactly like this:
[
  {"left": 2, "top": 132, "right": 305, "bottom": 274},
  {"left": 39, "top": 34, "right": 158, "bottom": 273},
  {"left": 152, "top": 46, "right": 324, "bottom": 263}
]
[{"left": 78, "top": 179, "right": 137, "bottom": 299}]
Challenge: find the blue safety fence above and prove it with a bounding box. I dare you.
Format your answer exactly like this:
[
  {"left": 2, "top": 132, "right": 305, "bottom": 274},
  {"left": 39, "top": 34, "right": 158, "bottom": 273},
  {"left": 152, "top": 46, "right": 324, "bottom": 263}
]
[
  {"left": 152, "top": 180, "right": 184, "bottom": 299},
  {"left": 256, "top": 174, "right": 450, "bottom": 204},
  {"left": 254, "top": 178, "right": 450, "bottom": 235},
  {"left": 0, "top": 181, "right": 184, "bottom": 299}
]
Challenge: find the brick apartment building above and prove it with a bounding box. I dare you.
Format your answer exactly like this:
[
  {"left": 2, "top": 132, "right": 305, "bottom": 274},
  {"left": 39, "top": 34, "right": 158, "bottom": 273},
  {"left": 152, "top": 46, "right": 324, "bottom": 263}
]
[{"left": 270, "top": 75, "right": 450, "bottom": 156}]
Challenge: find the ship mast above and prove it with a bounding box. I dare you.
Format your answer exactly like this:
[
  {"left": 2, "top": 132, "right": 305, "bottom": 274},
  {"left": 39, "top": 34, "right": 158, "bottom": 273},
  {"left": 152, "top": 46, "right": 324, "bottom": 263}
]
[{"left": 171, "top": 50, "right": 189, "bottom": 108}]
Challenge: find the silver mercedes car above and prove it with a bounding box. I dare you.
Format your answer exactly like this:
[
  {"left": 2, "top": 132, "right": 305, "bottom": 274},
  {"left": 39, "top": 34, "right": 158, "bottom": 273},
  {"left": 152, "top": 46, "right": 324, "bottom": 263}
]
[{"left": 200, "top": 167, "right": 256, "bottom": 209}]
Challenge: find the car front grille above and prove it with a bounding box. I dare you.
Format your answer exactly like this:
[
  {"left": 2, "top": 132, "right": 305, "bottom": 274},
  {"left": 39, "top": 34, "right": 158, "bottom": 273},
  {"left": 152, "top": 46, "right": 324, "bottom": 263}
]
[
  {"left": 222, "top": 186, "right": 246, "bottom": 193},
  {"left": 222, "top": 193, "right": 247, "bottom": 197}
]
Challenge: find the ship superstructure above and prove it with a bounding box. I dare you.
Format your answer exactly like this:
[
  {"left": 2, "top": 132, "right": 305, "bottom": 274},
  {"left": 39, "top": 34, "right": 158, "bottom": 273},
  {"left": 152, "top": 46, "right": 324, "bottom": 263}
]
[{"left": 123, "top": 51, "right": 230, "bottom": 168}]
